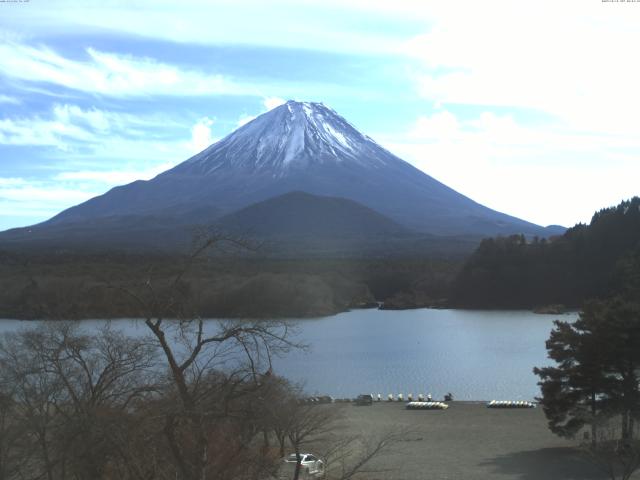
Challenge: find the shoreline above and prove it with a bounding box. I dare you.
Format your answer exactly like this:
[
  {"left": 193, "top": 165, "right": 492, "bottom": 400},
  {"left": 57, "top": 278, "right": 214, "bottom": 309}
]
[{"left": 0, "top": 304, "right": 579, "bottom": 322}]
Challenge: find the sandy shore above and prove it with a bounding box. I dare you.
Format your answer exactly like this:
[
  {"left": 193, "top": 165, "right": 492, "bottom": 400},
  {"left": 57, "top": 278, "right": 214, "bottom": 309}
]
[{"left": 323, "top": 402, "right": 632, "bottom": 480}]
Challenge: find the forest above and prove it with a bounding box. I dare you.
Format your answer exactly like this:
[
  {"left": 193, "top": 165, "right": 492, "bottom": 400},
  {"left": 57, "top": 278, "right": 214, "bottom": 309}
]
[
  {"left": 2, "top": 198, "right": 639, "bottom": 319},
  {"left": 452, "top": 197, "right": 640, "bottom": 309},
  {"left": 0, "top": 250, "right": 459, "bottom": 320}
]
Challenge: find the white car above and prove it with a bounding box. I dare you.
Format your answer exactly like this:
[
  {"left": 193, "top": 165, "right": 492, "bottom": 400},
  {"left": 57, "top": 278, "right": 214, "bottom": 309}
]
[{"left": 282, "top": 453, "right": 325, "bottom": 478}]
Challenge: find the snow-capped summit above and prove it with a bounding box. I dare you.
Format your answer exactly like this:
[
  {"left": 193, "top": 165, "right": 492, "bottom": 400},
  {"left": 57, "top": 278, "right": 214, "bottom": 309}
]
[
  {"left": 26, "top": 100, "right": 560, "bottom": 240},
  {"left": 178, "top": 100, "right": 389, "bottom": 175}
]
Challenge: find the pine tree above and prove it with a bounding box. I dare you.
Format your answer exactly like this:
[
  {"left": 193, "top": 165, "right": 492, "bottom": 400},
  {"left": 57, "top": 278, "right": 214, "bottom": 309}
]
[{"left": 534, "top": 297, "right": 640, "bottom": 446}]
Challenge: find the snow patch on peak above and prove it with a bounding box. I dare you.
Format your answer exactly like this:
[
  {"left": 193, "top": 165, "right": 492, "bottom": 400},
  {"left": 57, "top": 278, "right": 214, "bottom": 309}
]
[
  {"left": 322, "top": 122, "right": 352, "bottom": 151},
  {"left": 283, "top": 120, "right": 305, "bottom": 164},
  {"left": 177, "top": 100, "right": 396, "bottom": 176},
  {"left": 302, "top": 103, "right": 313, "bottom": 118}
]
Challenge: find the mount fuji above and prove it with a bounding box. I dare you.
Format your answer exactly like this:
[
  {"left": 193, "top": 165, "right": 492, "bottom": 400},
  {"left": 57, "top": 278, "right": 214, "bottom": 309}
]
[{"left": 0, "top": 101, "right": 563, "bottom": 252}]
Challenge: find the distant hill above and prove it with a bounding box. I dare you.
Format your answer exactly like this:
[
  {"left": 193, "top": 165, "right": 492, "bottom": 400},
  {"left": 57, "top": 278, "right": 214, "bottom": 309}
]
[
  {"left": 213, "top": 191, "right": 472, "bottom": 257},
  {"left": 452, "top": 197, "right": 640, "bottom": 308},
  {"left": 217, "top": 191, "right": 410, "bottom": 238},
  {"left": 0, "top": 100, "right": 562, "bottom": 255}
]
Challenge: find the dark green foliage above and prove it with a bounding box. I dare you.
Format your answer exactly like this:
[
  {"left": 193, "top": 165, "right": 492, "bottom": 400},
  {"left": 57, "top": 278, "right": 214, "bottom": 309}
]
[
  {"left": 0, "top": 253, "right": 462, "bottom": 319},
  {"left": 534, "top": 297, "right": 640, "bottom": 445},
  {"left": 453, "top": 197, "right": 640, "bottom": 308}
]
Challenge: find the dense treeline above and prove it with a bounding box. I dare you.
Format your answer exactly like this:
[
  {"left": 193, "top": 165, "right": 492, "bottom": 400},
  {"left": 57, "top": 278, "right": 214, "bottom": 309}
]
[
  {"left": 452, "top": 197, "right": 640, "bottom": 308},
  {"left": 0, "top": 252, "right": 461, "bottom": 319}
]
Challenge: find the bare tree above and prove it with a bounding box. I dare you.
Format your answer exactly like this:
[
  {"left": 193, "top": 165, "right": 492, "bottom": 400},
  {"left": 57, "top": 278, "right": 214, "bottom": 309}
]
[
  {"left": 285, "top": 403, "right": 344, "bottom": 480},
  {"left": 321, "top": 429, "right": 406, "bottom": 480},
  {"left": 268, "top": 390, "right": 406, "bottom": 480},
  {"left": 0, "top": 322, "right": 160, "bottom": 480},
  {"left": 0, "top": 326, "right": 65, "bottom": 480},
  {"left": 115, "top": 233, "right": 302, "bottom": 480},
  {"left": 0, "top": 389, "right": 27, "bottom": 480}
]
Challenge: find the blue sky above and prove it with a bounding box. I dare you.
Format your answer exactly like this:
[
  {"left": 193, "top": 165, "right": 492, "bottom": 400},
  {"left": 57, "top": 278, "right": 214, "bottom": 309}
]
[{"left": 1, "top": 0, "right": 640, "bottom": 231}]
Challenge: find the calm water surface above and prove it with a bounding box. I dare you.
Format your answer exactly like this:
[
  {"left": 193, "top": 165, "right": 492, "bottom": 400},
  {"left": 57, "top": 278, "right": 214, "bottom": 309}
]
[{"left": 0, "top": 308, "right": 576, "bottom": 401}]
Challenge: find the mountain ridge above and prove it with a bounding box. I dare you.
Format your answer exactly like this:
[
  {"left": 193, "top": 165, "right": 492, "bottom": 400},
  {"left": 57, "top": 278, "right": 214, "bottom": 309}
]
[{"left": 1, "top": 100, "right": 564, "bottom": 252}]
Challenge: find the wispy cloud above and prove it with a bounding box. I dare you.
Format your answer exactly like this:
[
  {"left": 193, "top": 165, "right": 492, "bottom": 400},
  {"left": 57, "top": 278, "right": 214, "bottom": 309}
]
[
  {"left": 0, "top": 103, "right": 188, "bottom": 151},
  {"left": 2, "top": 1, "right": 408, "bottom": 55},
  {"left": 0, "top": 177, "right": 95, "bottom": 229},
  {"left": 0, "top": 94, "right": 20, "bottom": 105},
  {"left": 54, "top": 161, "right": 178, "bottom": 185},
  {"left": 0, "top": 177, "right": 27, "bottom": 187},
  {"left": 0, "top": 160, "right": 187, "bottom": 230},
  {"left": 0, "top": 0, "right": 638, "bottom": 232},
  {"left": 0, "top": 181, "right": 92, "bottom": 204},
  {"left": 0, "top": 116, "right": 93, "bottom": 149},
  {"left": 0, "top": 103, "right": 213, "bottom": 229},
  {"left": 0, "top": 43, "right": 249, "bottom": 97}
]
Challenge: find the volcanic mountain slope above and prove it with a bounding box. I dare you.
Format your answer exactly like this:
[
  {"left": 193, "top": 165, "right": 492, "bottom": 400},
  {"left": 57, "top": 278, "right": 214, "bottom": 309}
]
[
  {"left": 217, "top": 191, "right": 411, "bottom": 238},
  {"left": 0, "top": 100, "right": 563, "bottom": 252}
]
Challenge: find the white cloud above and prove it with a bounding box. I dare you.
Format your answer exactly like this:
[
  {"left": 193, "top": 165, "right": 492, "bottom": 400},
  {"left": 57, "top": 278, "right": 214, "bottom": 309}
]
[
  {"left": 235, "top": 97, "right": 287, "bottom": 128},
  {"left": 0, "top": 158, "right": 185, "bottom": 230},
  {"left": 402, "top": 2, "right": 640, "bottom": 138},
  {"left": 1, "top": 0, "right": 639, "bottom": 231},
  {"left": 263, "top": 96, "right": 286, "bottom": 111},
  {"left": 0, "top": 1, "right": 408, "bottom": 56},
  {"left": 0, "top": 104, "right": 207, "bottom": 230},
  {"left": 0, "top": 116, "right": 93, "bottom": 149},
  {"left": 409, "top": 110, "right": 460, "bottom": 142},
  {"left": 235, "top": 98, "right": 285, "bottom": 128},
  {"left": 0, "top": 104, "right": 190, "bottom": 154},
  {"left": 383, "top": 109, "right": 640, "bottom": 227},
  {"left": 237, "top": 114, "right": 256, "bottom": 128},
  {"left": 0, "top": 183, "right": 91, "bottom": 204},
  {"left": 0, "top": 177, "right": 27, "bottom": 187},
  {"left": 54, "top": 161, "right": 177, "bottom": 185},
  {"left": 53, "top": 104, "right": 110, "bottom": 132},
  {"left": 0, "top": 177, "right": 96, "bottom": 229},
  {"left": 0, "top": 95, "right": 19, "bottom": 105},
  {"left": 374, "top": 1, "right": 640, "bottom": 226},
  {"left": 189, "top": 117, "right": 215, "bottom": 153},
  {"left": 0, "top": 43, "right": 244, "bottom": 97}
]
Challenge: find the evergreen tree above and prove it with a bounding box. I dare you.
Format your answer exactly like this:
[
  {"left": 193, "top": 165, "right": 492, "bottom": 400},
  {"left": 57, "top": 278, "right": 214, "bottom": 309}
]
[
  {"left": 535, "top": 297, "right": 640, "bottom": 446},
  {"left": 534, "top": 306, "right": 611, "bottom": 444},
  {"left": 454, "top": 197, "right": 640, "bottom": 308}
]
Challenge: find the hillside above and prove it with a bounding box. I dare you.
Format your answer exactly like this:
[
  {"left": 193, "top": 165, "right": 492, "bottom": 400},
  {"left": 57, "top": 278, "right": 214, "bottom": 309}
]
[
  {"left": 452, "top": 197, "right": 640, "bottom": 308},
  {"left": 217, "top": 191, "right": 410, "bottom": 238}
]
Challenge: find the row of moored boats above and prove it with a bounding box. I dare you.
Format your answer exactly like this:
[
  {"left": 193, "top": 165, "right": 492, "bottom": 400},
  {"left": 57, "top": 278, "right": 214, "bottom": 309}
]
[
  {"left": 406, "top": 401, "right": 449, "bottom": 410},
  {"left": 486, "top": 400, "right": 536, "bottom": 409}
]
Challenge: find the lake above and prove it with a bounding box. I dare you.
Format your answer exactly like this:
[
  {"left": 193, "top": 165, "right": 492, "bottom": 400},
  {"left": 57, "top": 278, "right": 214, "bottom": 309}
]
[{"left": 0, "top": 308, "right": 576, "bottom": 401}]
